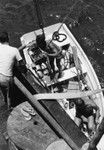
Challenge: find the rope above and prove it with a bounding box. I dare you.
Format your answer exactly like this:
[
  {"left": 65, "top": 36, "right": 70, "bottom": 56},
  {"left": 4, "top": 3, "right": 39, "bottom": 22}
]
[{"left": 48, "top": 0, "right": 83, "bottom": 45}]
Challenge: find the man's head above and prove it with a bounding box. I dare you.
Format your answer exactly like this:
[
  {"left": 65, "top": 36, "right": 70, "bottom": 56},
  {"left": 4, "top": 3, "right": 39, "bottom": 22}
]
[
  {"left": 76, "top": 98, "right": 85, "bottom": 107},
  {"left": 0, "top": 31, "right": 9, "bottom": 43},
  {"left": 36, "top": 34, "right": 46, "bottom": 50}
]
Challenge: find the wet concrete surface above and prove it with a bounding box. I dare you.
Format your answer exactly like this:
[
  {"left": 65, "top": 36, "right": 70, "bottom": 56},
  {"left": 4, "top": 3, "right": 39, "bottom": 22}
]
[{"left": 0, "top": 0, "right": 104, "bottom": 149}]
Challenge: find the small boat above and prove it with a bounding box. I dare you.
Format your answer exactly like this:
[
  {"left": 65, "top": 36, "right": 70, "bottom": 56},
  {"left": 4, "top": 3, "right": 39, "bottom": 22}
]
[{"left": 18, "top": 22, "right": 104, "bottom": 150}]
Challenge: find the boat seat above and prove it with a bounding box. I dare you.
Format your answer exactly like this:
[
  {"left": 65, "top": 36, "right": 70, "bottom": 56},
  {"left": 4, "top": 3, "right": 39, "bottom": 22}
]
[
  {"left": 47, "top": 64, "right": 87, "bottom": 86},
  {"left": 58, "top": 64, "right": 87, "bottom": 82}
]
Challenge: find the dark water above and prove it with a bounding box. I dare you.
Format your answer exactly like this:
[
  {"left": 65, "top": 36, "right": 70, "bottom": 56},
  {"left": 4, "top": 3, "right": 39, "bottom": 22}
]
[{"left": 1, "top": 0, "right": 104, "bottom": 147}]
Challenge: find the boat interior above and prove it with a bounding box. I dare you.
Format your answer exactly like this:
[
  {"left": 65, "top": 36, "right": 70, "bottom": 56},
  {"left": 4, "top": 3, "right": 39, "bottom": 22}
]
[{"left": 19, "top": 24, "right": 102, "bottom": 140}]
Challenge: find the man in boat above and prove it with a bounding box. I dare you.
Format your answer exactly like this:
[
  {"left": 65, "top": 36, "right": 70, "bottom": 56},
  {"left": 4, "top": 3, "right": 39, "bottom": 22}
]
[
  {"left": 74, "top": 97, "right": 100, "bottom": 136},
  {"left": 36, "top": 34, "right": 63, "bottom": 79}
]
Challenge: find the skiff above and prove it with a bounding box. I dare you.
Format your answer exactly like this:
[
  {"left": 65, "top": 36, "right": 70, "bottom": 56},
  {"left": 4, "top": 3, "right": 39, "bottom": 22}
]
[{"left": 17, "top": 23, "right": 104, "bottom": 150}]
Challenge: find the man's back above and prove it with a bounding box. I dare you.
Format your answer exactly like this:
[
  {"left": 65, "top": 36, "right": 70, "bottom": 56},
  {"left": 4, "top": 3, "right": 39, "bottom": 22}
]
[{"left": 0, "top": 44, "right": 22, "bottom": 76}]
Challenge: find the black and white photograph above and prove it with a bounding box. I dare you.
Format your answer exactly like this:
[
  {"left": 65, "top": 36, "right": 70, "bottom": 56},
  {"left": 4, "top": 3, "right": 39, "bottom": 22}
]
[{"left": 0, "top": 0, "right": 104, "bottom": 150}]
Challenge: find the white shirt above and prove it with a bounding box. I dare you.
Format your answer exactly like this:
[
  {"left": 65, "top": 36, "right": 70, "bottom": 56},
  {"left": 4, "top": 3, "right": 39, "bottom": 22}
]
[{"left": 0, "top": 43, "right": 22, "bottom": 76}]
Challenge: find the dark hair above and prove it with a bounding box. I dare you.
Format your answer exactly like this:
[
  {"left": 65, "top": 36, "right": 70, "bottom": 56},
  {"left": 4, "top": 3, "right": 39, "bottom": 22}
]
[
  {"left": 0, "top": 31, "right": 9, "bottom": 43},
  {"left": 36, "top": 34, "right": 46, "bottom": 49},
  {"left": 76, "top": 99, "right": 84, "bottom": 107}
]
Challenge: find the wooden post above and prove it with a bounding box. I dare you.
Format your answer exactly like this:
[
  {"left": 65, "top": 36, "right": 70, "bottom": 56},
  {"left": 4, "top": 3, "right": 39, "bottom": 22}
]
[
  {"left": 14, "top": 77, "right": 80, "bottom": 150},
  {"left": 34, "top": 88, "right": 104, "bottom": 100}
]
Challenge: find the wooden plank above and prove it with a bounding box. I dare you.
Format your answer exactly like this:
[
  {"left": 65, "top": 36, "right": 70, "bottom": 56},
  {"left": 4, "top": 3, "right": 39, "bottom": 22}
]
[
  {"left": 34, "top": 88, "right": 103, "bottom": 100},
  {"left": 58, "top": 65, "right": 87, "bottom": 83},
  {"left": 15, "top": 72, "right": 88, "bottom": 148},
  {"left": 47, "top": 66, "right": 87, "bottom": 86},
  {"left": 19, "top": 70, "right": 88, "bottom": 148},
  {"left": 41, "top": 99, "right": 87, "bottom": 148},
  {"left": 14, "top": 77, "right": 81, "bottom": 150}
]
